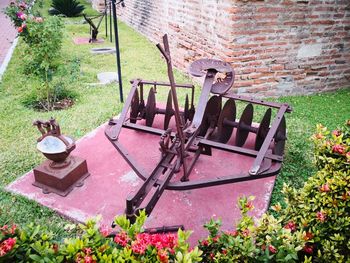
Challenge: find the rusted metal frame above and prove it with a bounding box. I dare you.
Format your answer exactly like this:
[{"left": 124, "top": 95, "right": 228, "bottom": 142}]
[
  {"left": 137, "top": 164, "right": 176, "bottom": 218},
  {"left": 107, "top": 79, "right": 141, "bottom": 140},
  {"left": 164, "top": 164, "right": 281, "bottom": 191},
  {"left": 156, "top": 35, "right": 188, "bottom": 178},
  {"left": 126, "top": 144, "right": 177, "bottom": 221},
  {"left": 109, "top": 140, "right": 149, "bottom": 181},
  {"left": 224, "top": 93, "right": 293, "bottom": 113},
  {"left": 138, "top": 80, "right": 195, "bottom": 89},
  {"left": 249, "top": 104, "right": 289, "bottom": 175},
  {"left": 186, "top": 71, "right": 216, "bottom": 135},
  {"left": 196, "top": 138, "right": 283, "bottom": 162}
]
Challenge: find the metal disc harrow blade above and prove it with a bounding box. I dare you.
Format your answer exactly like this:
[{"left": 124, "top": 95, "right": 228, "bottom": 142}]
[
  {"left": 164, "top": 90, "right": 173, "bottom": 130},
  {"left": 254, "top": 108, "right": 272, "bottom": 150},
  {"left": 130, "top": 88, "right": 139, "bottom": 123},
  {"left": 235, "top": 103, "right": 254, "bottom": 147},
  {"left": 215, "top": 99, "right": 236, "bottom": 143},
  {"left": 199, "top": 96, "right": 222, "bottom": 137},
  {"left": 145, "top": 88, "right": 156, "bottom": 127},
  {"left": 273, "top": 115, "right": 286, "bottom": 155}
]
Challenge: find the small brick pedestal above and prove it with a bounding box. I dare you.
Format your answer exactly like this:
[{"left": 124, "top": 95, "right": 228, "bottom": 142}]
[{"left": 33, "top": 156, "right": 90, "bottom": 197}]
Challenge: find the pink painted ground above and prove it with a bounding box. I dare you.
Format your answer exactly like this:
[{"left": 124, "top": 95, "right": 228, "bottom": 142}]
[
  {"left": 0, "top": 0, "right": 17, "bottom": 65},
  {"left": 73, "top": 37, "right": 104, "bottom": 45},
  {"left": 7, "top": 116, "right": 276, "bottom": 245}
]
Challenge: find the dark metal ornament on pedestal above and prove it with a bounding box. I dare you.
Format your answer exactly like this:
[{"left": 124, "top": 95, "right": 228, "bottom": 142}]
[{"left": 32, "top": 118, "right": 90, "bottom": 196}]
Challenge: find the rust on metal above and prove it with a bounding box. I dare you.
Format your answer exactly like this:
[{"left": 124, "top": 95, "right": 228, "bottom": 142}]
[
  {"left": 105, "top": 34, "right": 292, "bottom": 231},
  {"left": 33, "top": 118, "right": 90, "bottom": 196}
]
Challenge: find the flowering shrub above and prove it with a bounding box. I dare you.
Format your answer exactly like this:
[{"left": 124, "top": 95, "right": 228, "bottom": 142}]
[
  {"left": 198, "top": 196, "right": 305, "bottom": 262},
  {"left": 199, "top": 120, "right": 350, "bottom": 262},
  {"left": 0, "top": 211, "right": 202, "bottom": 262}
]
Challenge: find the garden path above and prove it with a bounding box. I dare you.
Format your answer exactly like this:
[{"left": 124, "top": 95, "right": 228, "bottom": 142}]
[{"left": 0, "top": 0, "right": 17, "bottom": 67}]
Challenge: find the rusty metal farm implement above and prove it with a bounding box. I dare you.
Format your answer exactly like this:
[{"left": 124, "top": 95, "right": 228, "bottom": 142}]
[{"left": 105, "top": 35, "right": 292, "bottom": 230}]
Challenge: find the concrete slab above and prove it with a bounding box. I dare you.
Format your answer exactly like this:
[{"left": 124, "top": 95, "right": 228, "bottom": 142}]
[
  {"left": 97, "top": 72, "right": 118, "bottom": 85},
  {"left": 6, "top": 116, "right": 276, "bottom": 245}
]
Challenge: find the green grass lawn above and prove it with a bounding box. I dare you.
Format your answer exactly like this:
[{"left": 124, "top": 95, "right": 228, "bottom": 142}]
[{"left": 0, "top": 0, "right": 349, "bottom": 236}]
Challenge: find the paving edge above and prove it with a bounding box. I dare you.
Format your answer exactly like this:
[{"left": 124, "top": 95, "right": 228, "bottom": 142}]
[{"left": 0, "top": 36, "right": 19, "bottom": 82}]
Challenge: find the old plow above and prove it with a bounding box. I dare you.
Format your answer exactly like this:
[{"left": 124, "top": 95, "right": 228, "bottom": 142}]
[{"left": 105, "top": 34, "right": 292, "bottom": 229}]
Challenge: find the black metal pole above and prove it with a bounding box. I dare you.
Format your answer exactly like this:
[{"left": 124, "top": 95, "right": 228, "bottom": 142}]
[
  {"left": 111, "top": 0, "right": 124, "bottom": 102},
  {"left": 104, "top": 0, "right": 107, "bottom": 38},
  {"left": 109, "top": 1, "right": 112, "bottom": 42}
]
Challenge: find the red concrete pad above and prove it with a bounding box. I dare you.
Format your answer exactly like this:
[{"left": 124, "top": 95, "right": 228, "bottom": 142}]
[
  {"left": 7, "top": 117, "right": 276, "bottom": 245},
  {"left": 73, "top": 37, "right": 104, "bottom": 45}
]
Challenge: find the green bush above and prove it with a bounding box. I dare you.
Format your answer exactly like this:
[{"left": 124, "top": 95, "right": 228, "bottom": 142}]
[
  {"left": 199, "top": 120, "right": 350, "bottom": 262},
  {"left": 49, "top": 0, "right": 85, "bottom": 17},
  {"left": 0, "top": 211, "right": 202, "bottom": 262}
]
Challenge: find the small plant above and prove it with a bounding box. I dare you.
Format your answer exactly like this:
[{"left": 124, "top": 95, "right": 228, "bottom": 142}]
[{"left": 49, "top": 0, "right": 85, "bottom": 17}]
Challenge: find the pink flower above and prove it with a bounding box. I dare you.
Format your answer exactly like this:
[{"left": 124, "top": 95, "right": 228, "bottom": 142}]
[
  {"left": 34, "top": 17, "right": 43, "bottom": 23},
  {"left": 19, "top": 13, "right": 27, "bottom": 20},
  {"left": 316, "top": 211, "right": 326, "bottom": 222},
  {"left": 346, "top": 152, "right": 350, "bottom": 162},
  {"left": 84, "top": 255, "right": 95, "bottom": 263},
  {"left": 284, "top": 221, "right": 297, "bottom": 232},
  {"left": 320, "top": 184, "right": 330, "bottom": 192},
  {"left": 332, "top": 130, "right": 341, "bottom": 137},
  {"left": 212, "top": 235, "right": 220, "bottom": 242},
  {"left": 83, "top": 247, "right": 92, "bottom": 255},
  {"left": 99, "top": 224, "right": 109, "bottom": 237},
  {"left": 268, "top": 244, "right": 277, "bottom": 254},
  {"left": 242, "top": 229, "right": 250, "bottom": 237},
  {"left": 226, "top": 230, "right": 239, "bottom": 237},
  {"left": 332, "top": 144, "right": 346, "bottom": 155}
]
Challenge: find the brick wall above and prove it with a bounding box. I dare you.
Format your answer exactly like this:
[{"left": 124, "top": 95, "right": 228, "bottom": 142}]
[{"left": 105, "top": 0, "right": 349, "bottom": 96}]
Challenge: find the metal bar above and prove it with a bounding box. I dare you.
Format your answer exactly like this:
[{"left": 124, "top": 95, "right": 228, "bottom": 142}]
[
  {"left": 106, "top": 79, "right": 140, "bottom": 140},
  {"left": 156, "top": 35, "right": 188, "bottom": 177},
  {"left": 224, "top": 93, "right": 292, "bottom": 113},
  {"left": 165, "top": 164, "right": 281, "bottom": 190},
  {"left": 111, "top": 141, "right": 148, "bottom": 181},
  {"left": 109, "top": 1, "right": 112, "bottom": 42},
  {"left": 249, "top": 105, "right": 288, "bottom": 175},
  {"left": 198, "top": 138, "right": 283, "bottom": 161},
  {"left": 105, "top": 0, "right": 107, "bottom": 38},
  {"left": 139, "top": 80, "right": 194, "bottom": 89},
  {"left": 111, "top": 0, "right": 124, "bottom": 102}
]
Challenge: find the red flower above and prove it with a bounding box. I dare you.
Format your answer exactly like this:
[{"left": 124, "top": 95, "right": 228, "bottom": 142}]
[
  {"left": 303, "top": 232, "right": 314, "bottom": 241},
  {"left": 114, "top": 231, "right": 130, "bottom": 247},
  {"left": 316, "top": 211, "right": 326, "bottom": 222},
  {"left": 303, "top": 244, "right": 314, "bottom": 254},
  {"left": 201, "top": 239, "right": 209, "bottom": 246},
  {"left": 284, "top": 221, "right": 297, "bottom": 232},
  {"left": 268, "top": 245, "right": 277, "bottom": 254},
  {"left": 212, "top": 235, "right": 220, "bottom": 242},
  {"left": 210, "top": 253, "right": 215, "bottom": 260},
  {"left": 320, "top": 184, "right": 330, "bottom": 192},
  {"left": 222, "top": 249, "right": 227, "bottom": 255},
  {"left": 0, "top": 238, "right": 16, "bottom": 256},
  {"left": 332, "top": 144, "right": 346, "bottom": 155},
  {"left": 157, "top": 249, "right": 169, "bottom": 263},
  {"left": 53, "top": 243, "right": 59, "bottom": 253},
  {"left": 245, "top": 201, "right": 254, "bottom": 210},
  {"left": 226, "top": 230, "right": 239, "bottom": 237}
]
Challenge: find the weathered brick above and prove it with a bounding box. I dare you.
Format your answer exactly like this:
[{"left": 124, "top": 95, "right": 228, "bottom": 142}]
[{"left": 91, "top": 0, "right": 350, "bottom": 97}]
